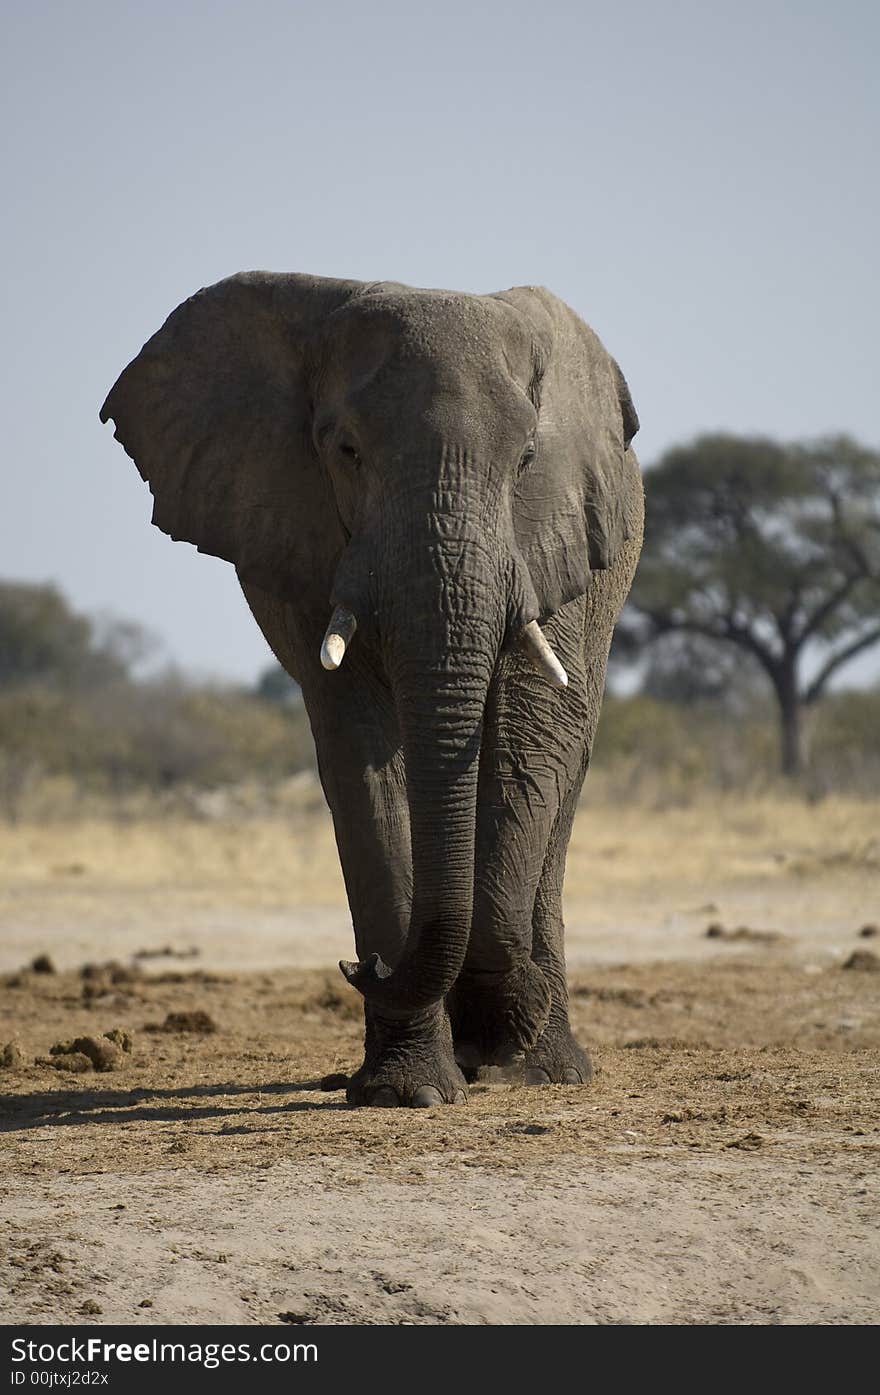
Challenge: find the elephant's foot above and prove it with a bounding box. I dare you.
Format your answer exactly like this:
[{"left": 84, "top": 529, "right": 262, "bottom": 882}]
[
  {"left": 346, "top": 1003, "right": 468, "bottom": 1109},
  {"left": 449, "top": 959, "right": 552, "bottom": 1070},
  {"left": 520, "top": 1018, "right": 593, "bottom": 1085}
]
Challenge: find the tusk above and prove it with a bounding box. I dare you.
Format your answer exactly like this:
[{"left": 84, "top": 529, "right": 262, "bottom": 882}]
[
  {"left": 320, "top": 605, "right": 358, "bottom": 671},
  {"left": 518, "top": 620, "right": 568, "bottom": 689}
]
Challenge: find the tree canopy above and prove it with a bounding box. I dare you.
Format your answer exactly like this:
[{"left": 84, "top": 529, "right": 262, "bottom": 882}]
[
  {"left": 625, "top": 435, "right": 880, "bottom": 773},
  {"left": 0, "top": 581, "right": 128, "bottom": 689}
]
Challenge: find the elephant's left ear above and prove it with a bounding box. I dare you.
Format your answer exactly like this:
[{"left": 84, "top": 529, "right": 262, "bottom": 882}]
[
  {"left": 99, "top": 272, "right": 364, "bottom": 607},
  {"left": 495, "top": 286, "right": 639, "bottom": 616}
]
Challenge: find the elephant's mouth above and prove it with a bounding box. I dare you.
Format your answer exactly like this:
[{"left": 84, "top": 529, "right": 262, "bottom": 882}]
[{"left": 320, "top": 601, "right": 567, "bottom": 688}]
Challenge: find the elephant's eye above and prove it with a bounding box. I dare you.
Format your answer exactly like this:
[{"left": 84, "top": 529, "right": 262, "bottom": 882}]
[
  {"left": 518, "top": 439, "right": 537, "bottom": 476},
  {"left": 339, "top": 441, "right": 362, "bottom": 469}
]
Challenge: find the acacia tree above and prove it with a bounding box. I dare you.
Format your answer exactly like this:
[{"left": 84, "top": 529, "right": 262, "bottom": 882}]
[{"left": 625, "top": 435, "right": 880, "bottom": 775}]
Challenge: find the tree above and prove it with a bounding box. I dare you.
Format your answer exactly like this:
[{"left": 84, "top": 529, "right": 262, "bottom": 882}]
[
  {"left": 255, "top": 661, "right": 302, "bottom": 707},
  {"left": 0, "top": 581, "right": 154, "bottom": 691},
  {"left": 0, "top": 581, "right": 95, "bottom": 687},
  {"left": 638, "top": 632, "right": 764, "bottom": 711},
  {"left": 624, "top": 435, "right": 880, "bottom": 775}
]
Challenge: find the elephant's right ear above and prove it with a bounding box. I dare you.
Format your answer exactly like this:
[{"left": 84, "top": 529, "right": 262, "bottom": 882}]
[
  {"left": 495, "top": 285, "right": 639, "bottom": 618},
  {"left": 100, "top": 272, "right": 362, "bottom": 605}
]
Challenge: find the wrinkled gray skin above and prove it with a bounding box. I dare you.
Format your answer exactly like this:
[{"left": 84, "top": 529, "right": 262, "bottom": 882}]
[{"left": 101, "top": 273, "right": 643, "bottom": 1108}]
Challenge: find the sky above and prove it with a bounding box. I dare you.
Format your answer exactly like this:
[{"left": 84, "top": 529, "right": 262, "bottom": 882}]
[{"left": 2, "top": 0, "right": 878, "bottom": 684}]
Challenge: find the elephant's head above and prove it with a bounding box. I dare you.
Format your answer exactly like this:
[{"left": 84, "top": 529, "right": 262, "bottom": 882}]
[{"left": 100, "top": 273, "right": 638, "bottom": 1016}]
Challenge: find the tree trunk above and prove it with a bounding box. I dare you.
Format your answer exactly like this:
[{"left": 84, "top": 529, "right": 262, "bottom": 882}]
[
  {"left": 776, "top": 658, "right": 803, "bottom": 777},
  {"left": 779, "top": 699, "right": 803, "bottom": 777}
]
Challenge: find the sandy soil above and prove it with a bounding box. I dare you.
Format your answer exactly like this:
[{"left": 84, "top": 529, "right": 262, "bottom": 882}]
[{"left": 1, "top": 797, "right": 878, "bottom": 1325}]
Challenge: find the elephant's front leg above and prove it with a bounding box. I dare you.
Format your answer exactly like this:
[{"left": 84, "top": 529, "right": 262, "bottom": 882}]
[
  {"left": 523, "top": 581, "right": 629, "bottom": 1084},
  {"left": 449, "top": 600, "right": 591, "bottom": 1071},
  {"left": 520, "top": 762, "right": 594, "bottom": 1085},
  {"left": 304, "top": 660, "right": 468, "bottom": 1108},
  {"left": 240, "top": 585, "right": 466, "bottom": 1108}
]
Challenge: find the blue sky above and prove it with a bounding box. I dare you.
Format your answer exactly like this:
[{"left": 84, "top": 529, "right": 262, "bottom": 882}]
[{"left": 3, "top": 1, "right": 878, "bottom": 682}]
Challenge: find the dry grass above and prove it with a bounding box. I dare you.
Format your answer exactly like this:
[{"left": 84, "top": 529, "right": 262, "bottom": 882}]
[
  {"left": 0, "top": 803, "right": 341, "bottom": 908},
  {"left": 567, "top": 793, "right": 879, "bottom": 893},
  {"left": 1, "top": 789, "right": 875, "bottom": 979},
  {"left": 0, "top": 789, "right": 877, "bottom": 907}
]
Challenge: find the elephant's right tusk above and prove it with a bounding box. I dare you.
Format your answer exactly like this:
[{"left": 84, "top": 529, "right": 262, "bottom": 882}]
[
  {"left": 518, "top": 620, "right": 568, "bottom": 689},
  {"left": 320, "top": 605, "right": 358, "bottom": 671}
]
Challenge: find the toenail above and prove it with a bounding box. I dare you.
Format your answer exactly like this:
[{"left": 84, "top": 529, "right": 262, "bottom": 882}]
[
  {"left": 411, "top": 1086, "right": 445, "bottom": 1108},
  {"left": 369, "top": 1086, "right": 400, "bottom": 1107},
  {"left": 522, "top": 1066, "right": 552, "bottom": 1085}
]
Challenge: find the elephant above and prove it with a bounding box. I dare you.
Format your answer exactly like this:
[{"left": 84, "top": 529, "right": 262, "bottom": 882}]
[{"left": 100, "top": 272, "right": 643, "bottom": 1108}]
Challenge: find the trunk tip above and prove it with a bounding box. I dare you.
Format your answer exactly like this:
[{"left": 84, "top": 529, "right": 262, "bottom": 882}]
[{"left": 339, "top": 952, "right": 392, "bottom": 994}]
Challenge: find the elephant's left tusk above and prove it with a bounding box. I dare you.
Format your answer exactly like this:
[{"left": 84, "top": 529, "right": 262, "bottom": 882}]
[
  {"left": 320, "top": 606, "right": 358, "bottom": 671},
  {"left": 518, "top": 620, "right": 568, "bottom": 688}
]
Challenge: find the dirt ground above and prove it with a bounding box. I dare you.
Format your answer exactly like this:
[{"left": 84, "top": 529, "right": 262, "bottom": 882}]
[{"left": 1, "top": 794, "right": 878, "bottom": 1325}]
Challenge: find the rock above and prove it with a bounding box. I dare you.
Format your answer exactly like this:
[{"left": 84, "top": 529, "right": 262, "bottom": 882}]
[
  {"left": 81, "top": 960, "right": 141, "bottom": 985},
  {"left": 30, "top": 954, "right": 56, "bottom": 974},
  {"left": 842, "top": 949, "right": 879, "bottom": 972},
  {"left": 705, "top": 923, "right": 781, "bottom": 944},
  {"left": 46, "top": 1034, "right": 124, "bottom": 1072},
  {"left": 39, "top": 1052, "right": 93, "bottom": 1074},
  {"left": 69, "top": 1036, "right": 122, "bottom": 1071},
  {"left": 81, "top": 963, "right": 142, "bottom": 1003},
  {"left": 320, "top": 1071, "right": 349, "bottom": 1091}
]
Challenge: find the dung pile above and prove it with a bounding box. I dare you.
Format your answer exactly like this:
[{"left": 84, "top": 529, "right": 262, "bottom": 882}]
[{"left": 37, "top": 1029, "right": 134, "bottom": 1073}]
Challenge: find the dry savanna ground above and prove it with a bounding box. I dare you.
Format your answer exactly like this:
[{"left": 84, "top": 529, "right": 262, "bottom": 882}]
[{"left": 1, "top": 790, "right": 878, "bottom": 1325}]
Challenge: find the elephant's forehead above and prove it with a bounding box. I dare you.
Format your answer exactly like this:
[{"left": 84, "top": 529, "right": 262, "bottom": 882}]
[{"left": 328, "top": 287, "right": 534, "bottom": 380}]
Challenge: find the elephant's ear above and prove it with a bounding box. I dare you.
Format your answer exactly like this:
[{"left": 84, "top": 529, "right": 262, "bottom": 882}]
[
  {"left": 495, "top": 285, "right": 639, "bottom": 616},
  {"left": 100, "top": 272, "right": 363, "bottom": 605}
]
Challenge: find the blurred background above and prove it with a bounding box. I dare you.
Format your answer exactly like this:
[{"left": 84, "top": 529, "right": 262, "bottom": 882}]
[{"left": 1, "top": 0, "right": 878, "bottom": 826}]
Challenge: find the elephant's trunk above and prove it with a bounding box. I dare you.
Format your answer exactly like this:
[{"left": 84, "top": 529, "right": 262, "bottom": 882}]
[{"left": 340, "top": 499, "right": 506, "bottom": 1015}]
